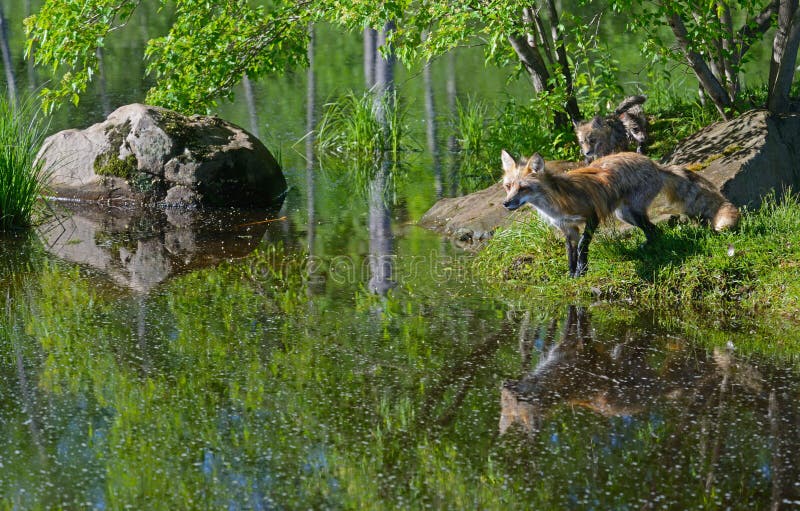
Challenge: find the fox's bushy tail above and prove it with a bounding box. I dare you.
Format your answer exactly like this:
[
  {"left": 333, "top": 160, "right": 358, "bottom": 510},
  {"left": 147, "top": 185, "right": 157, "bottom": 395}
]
[
  {"left": 614, "top": 95, "right": 647, "bottom": 116},
  {"left": 661, "top": 165, "right": 740, "bottom": 231}
]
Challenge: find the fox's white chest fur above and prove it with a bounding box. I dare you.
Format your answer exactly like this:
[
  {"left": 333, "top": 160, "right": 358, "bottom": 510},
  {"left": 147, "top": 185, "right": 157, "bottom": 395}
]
[{"left": 528, "top": 196, "right": 584, "bottom": 229}]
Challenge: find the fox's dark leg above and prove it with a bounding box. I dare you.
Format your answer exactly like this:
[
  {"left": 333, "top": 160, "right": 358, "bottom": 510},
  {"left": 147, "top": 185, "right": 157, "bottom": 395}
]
[
  {"left": 576, "top": 214, "right": 599, "bottom": 277},
  {"left": 565, "top": 238, "right": 577, "bottom": 277},
  {"left": 562, "top": 227, "right": 581, "bottom": 277},
  {"left": 630, "top": 210, "right": 659, "bottom": 243},
  {"left": 616, "top": 206, "right": 659, "bottom": 244}
]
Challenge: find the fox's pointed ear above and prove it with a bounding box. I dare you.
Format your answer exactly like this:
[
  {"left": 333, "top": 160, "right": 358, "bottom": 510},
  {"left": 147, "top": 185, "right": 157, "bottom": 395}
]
[
  {"left": 501, "top": 150, "right": 516, "bottom": 173},
  {"left": 528, "top": 153, "right": 545, "bottom": 173},
  {"left": 572, "top": 119, "right": 581, "bottom": 130},
  {"left": 591, "top": 116, "right": 603, "bottom": 129}
]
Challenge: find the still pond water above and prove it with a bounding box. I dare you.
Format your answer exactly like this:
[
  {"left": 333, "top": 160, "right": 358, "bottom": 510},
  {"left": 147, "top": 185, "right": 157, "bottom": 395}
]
[{"left": 2, "top": 6, "right": 800, "bottom": 510}]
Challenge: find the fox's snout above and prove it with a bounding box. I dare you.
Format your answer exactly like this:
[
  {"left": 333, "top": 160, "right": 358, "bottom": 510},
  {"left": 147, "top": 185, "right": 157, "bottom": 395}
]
[{"left": 503, "top": 198, "right": 520, "bottom": 211}]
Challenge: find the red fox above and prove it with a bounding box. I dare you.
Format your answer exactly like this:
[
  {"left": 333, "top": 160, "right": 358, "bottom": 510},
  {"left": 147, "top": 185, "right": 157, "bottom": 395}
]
[
  {"left": 500, "top": 150, "right": 740, "bottom": 277},
  {"left": 574, "top": 95, "right": 648, "bottom": 162}
]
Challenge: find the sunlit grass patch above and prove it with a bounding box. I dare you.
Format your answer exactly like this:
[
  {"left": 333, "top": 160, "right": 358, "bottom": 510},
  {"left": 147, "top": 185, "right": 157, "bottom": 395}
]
[{"left": 475, "top": 194, "right": 800, "bottom": 315}]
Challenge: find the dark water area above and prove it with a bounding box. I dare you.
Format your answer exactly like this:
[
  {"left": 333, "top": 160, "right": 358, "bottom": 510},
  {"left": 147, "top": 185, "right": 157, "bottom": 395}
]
[{"left": 1, "top": 3, "right": 799, "bottom": 510}]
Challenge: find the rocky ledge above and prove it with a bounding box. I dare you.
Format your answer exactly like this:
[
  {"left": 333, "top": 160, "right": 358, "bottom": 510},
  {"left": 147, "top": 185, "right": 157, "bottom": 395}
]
[{"left": 420, "top": 109, "right": 800, "bottom": 246}]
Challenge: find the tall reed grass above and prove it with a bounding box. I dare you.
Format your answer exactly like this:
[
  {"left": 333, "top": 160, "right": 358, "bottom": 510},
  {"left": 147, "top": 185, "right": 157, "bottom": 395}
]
[
  {"left": 0, "top": 95, "right": 50, "bottom": 230},
  {"left": 316, "top": 89, "right": 405, "bottom": 164}
]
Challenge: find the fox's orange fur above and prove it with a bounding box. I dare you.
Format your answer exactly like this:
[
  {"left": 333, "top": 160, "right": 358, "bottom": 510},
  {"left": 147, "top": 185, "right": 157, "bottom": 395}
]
[{"left": 500, "top": 150, "right": 739, "bottom": 277}]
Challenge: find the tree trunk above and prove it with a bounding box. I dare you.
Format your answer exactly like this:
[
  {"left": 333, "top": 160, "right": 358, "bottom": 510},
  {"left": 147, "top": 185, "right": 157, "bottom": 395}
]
[
  {"left": 668, "top": 13, "right": 733, "bottom": 119},
  {"left": 242, "top": 75, "right": 260, "bottom": 139},
  {"left": 306, "top": 23, "right": 320, "bottom": 289},
  {"left": 446, "top": 51, "right": 459, "bottom": 197},
  {"left": 422, "top": 34, "right": 442, "bottom": 199},
  {"left": 508, "top": 6, "right": 580, "bottom": 129},
  {"left": 768, "top": 0, "right": 800, "bottom": 112},
  {"left": 96, "top": 47, "right": 112, "bottom": 116},
  {"left": 25, "top": 0, "right": 36, "bottom": 90},
  {"left": 364, "top": 28, "right": 377, "bottom": 88},
  {"left": 507, "top": 34, "right": 549, "bottom": 94},
  {"left": 544, "top": 0, "right": 580, "bottom": 124},
  {"left": 374, "top": 21, "right": 395, "bottom": 127},
  {"left": 0, "top": 3, "right": 17, "bottom": 104},
  {"left": 368, "top": 22, "right": 396, "bottom": 296},
  {"left": 368, "top": 161, "right": 395, "bottom": 296}
]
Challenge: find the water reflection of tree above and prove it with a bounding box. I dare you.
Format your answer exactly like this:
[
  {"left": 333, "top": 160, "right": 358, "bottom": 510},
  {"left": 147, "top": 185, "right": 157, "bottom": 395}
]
[
  {"left": 0, "top": 3, "right": 16, "bottom": 104},
  {"left": 365, "top": 22, "right": 396, "bottom": 296}
]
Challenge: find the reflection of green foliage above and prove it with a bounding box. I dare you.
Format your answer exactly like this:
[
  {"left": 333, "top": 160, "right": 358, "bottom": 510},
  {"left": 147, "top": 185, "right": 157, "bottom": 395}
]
[{"left": 1, "top": 234, "right": 798, "bottom": 509}]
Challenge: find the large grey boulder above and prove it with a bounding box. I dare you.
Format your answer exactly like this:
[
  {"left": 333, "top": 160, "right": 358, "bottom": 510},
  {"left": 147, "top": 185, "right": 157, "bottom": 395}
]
[
  {"left": 662, "top": 109, "right": 800, "bottom": 209},
  {"left": 37, "top": 103, "right": 286, "bottom": 207}
]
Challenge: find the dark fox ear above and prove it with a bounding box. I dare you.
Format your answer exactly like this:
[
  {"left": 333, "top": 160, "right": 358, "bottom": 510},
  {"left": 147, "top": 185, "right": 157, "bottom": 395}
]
[
  {"left": 501, "top": 149, "right": 516, "bottom": 172},
  {"left": 528, "top": 153, "right": 545, "bottom": 173},
  {"left": 591, "top": 116, "right": 603, "bottom": 129},
  {"left": 572, "top": 119, "right": 581, "bottom": 130}
]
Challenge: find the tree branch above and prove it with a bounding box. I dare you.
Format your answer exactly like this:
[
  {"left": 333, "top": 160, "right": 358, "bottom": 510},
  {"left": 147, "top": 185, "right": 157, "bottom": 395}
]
[
  {"left": 736, "top": 0, "right": 779, "bottom": 61},
  {"left": 545, "top": 0, "right": 581, "bottom": 123},
  {"left": 507, "top": 33, "right": 549, "bottom": 92},
  {"left": 668, "top": 12, "right": 733, "bottom": 119}
]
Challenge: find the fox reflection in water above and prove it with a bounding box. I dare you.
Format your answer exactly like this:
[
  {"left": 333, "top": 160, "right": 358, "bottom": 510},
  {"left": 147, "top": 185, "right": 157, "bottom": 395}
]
[
  {"left": 499, "top": 306, "right": 800, "bottom": 507},
  {"left": 499, "top": 306, "right": 767, "bottom": 434}
]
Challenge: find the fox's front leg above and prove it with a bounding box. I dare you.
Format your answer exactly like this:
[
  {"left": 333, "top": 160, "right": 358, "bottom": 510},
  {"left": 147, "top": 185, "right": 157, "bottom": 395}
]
[
  {"left": 575, "top": 214, "right": 599, "bottom": 277},
  {"left": 562, "top": 227, "right": 580, "bottom": 278},
  {"left": 565, "top": 239, "right": 577, "bottom": 277}
]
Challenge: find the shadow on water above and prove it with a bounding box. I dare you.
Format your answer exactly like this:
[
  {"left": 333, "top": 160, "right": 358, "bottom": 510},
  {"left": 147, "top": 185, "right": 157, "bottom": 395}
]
[
  {"left": 501, "top": 306, "right": 800, "bottom": 509},
  {"left": 36, "top": 201, "right": 288, "bottom": 292}
]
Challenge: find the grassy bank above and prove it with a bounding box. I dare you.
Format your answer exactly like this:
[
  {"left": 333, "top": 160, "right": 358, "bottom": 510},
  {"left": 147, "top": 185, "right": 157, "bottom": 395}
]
[
  {"left": 475, "top": 194, "right": 800, "bottom": 320},
  {"left": 0, "top": 95, "right": 50, "bottom": 230}
]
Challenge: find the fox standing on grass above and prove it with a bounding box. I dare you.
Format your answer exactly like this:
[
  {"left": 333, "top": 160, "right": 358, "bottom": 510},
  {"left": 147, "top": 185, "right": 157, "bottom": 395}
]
[
  {"left": 500, "top": 150, "right": 739, "bottom": 278},
  {"left": 573, "top": 95, "right": 648, "bottom": 162}
]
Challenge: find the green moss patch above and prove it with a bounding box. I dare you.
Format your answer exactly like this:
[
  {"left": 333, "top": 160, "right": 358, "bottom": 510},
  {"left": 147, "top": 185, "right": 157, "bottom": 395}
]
[
  {"left": 94, "top": 153, "right": 138, "bottom": 180},
  {"left": 685, "top": 144, "right": 744, "bottom": 172},
  {"left": 94, "top": 121, "right": 138, "bottom": 179},
  {"left": 151, "top": 108, "right": 228, "bottom": 161}
]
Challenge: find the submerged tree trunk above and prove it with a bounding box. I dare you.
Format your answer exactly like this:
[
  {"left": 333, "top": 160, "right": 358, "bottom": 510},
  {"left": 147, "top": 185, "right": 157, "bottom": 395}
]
[
  {"left": 368, "top": 161, "right": 395, "bottom": 296},
  {"left": 373, "top": 21, "right": 395, "bottom": 127},
  {"left": 422, "top": 38, "right": 442, "bottom": 199},
  {"left": 96, "top": 47, "right": 111, "bottom": 116},
  {"left": 364, "top": 28, "right": 377, "bottom": 88},
  {"left": 0, "top": 3, "right": 17, "bottom": 104},
  {"left": 368, "top": 21, "right": 396, "bottom": 296},
  {"left": 242, "top": 75, "right": 261, "bottom": 139},
  {"left": 306, "top": 23, "right": 316, "bottom": 254}
]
